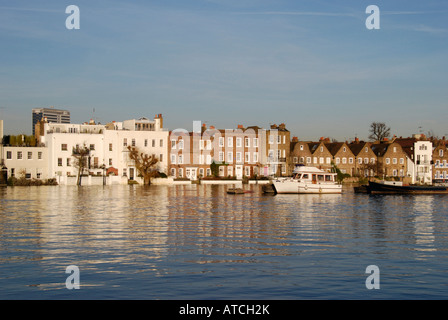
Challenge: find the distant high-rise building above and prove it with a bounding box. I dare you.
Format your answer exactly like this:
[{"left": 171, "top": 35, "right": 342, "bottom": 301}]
[{"left": 32, "top": 107, "right": 70, "bottom": 135}]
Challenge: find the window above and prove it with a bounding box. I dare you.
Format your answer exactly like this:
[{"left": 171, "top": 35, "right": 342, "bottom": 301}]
[
  {"left": 171, "top": 140, "right": 176, "bottom": 149},
  {"left": 132, "top": 139, "right": 136, "bottom": 147},
  {"left": 320, "top": 146, "right": 323, "bottom": 152},
  {"left": 206, "top": 168, "right": 211, "bottom": 176},
  {"left": 236, "top": 138, "right": 242, "bottom": 147},
  {"left": 6, "top": 151, "right": 12, "bottom": 159},
  {"left": 294, "top": 157, "right": 299, "bottom": 163},
  {"left": 27, "top": 152, "right": 32, "bottom": 160},
  {"left": 326, "top": 157, "right": 331, "bottom": 164},
  {"left": 58, "top": 158, "right": 62, "bottom": 166},
  {"left": 200, "top": 140, "right": 204, "bottom": 150},
  {"left": 123, "top": 138, "right": 127, "bottom": 147},
  {"left": 109, "top": 143, "right": 113, "bottom": 151},
  {"left": 219, "top": 137, "right": 224, "bottom": 147},
  {"left": 178, "top": 155, "right": 183, "bottom": 164},
  {"left": 253, "top": 152, "right": 258, "bottom": 163},
  {"left": 358, "top": 158, "right": 362, "bottom": 164},
  {"left": 277, "top": 135, "right": 281, "bottom": 144},
  {"left": 17, "top": 151, "right": 22, "bottom": 160},
  {"left": 178, "top": 168, "right": 183, "bottom": 178},
  {"left": 319, "top": 157, "right": 324, "bottom": 164},
  {"left": 206, "top": 155, "right": 211, "bottom": 165},
  {"left": 393, "top": 158, "right": 397, "bottom": 164},
  {"left": 227, "top": 166, "right": 233, "bottom": 177},
  {"left": 61, "top": 144, "right": 68, "bottom": 151},
  {"left": 159, "top": 154, "right": 163, "bottom": 162},
  {"left": 245, "top": 138, "right": 250, "bottom": 147},
  {"left": 440, "top": 149, "right": 444, "bottom": 157},
  {"left": 152, "top": 139, "right": 155, "bottom": 147},
  {"left": 159, "top": 139, "right": 163, "bottom": 147},
  {"left": 145, "top": 139, "right": 148, "bottom": 147},
  {"left": 170, "top": 154, "right": 176, "bottom": 164},
  {"left": 307, "top": 157, "right": 311, "bottom": 164},
  {"left": 38, "top": 152, "right": 42, "bottom": 160},
  {"left": 171, "top": 168, "right": 176, "bottom": 177},
  {"left": 199, "top": 168, "right": 204, "bottom": 177},
  {"left": 178, "top": 139, "right": 184, "bottom": 150},
  {"left": 343, "top": 147, "right": 346, "bottom": 152},
  {"left": 393, "top": 147, "right": 397, "bottom": 153},
  {"left": 342, "top": 157, "right": 347, "bottom": 164},
  {"left": 236, "top": 152, "right": 242, "bottom": 163},
  {"left": 245, "top": 152, "right": 250, "bottom": 163},
  {"left": 349, "top": 158, "right": 353, "bottom": 164},
  {"left": 206, "top": 140, "right": 212, "bottom": 150},
  {"left": 364, "top": 158, "right": 369, "bottom": 164},
  {"left": 399, "top": 158, "right": 404, "bottom": 164},
  {"left": 227, "top": 152, "right": 233, "bottom": 163},
  {"left": 90, "top": 144, "right": 95, "bottom": 151},
  {"left": 219, "top": 151, "right": 224, "bottom": 162},
  {"left": 386, "top": 158, "right": 390, "bottom": 164},
  {"left": 67, "top": 158, "right": 71, "bottom": 166},
  {"left": 370, "top": 158, "right": 375, "bottom": 164},
  {"left": 109, "top": 158, "right": 112, "bottom": 166},
  {"left": 269, "top": 135, "right": 274, "bottom": 144},
  {"left": 253, "top": 138, "right": 258, "bottom": 147},
  {"left": 228, "top": 137, "right": 233, "bottom": 147}
]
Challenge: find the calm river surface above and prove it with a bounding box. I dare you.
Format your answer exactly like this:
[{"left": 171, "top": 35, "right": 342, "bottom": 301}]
[{"left": 1, "top": 184, "right": 448, "bottom": 299}]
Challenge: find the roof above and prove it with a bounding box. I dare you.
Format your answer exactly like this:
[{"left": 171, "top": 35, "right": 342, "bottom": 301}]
[{"left": 370, "top": 143, "right": 390, "bottom": 157}]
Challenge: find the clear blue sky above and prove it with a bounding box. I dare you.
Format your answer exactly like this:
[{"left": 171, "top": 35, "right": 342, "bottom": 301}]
[{"left": 1, "top": 0, "right": 448, "bottom": 141}]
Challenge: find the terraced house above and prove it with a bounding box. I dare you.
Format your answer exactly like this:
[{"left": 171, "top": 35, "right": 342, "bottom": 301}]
[
  {"left": 168, "top": 124, "right": 265, "bottom": 180},
  {"left": 432, "top": 138, "right": 448, "bottom": 183}
]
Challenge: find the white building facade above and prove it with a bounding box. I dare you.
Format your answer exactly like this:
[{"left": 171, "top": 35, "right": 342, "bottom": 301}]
[{"left": 38, "top": 115, "right": 168, "bottom": 185}]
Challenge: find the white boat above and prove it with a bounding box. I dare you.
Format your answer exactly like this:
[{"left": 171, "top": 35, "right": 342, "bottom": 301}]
[{"left": 271, "top": 165, "right": 342, "bottom": 194}]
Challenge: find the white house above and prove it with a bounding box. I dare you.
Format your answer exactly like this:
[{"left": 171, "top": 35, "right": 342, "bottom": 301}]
[
  {"left": 414, "top": 140, "right": 433, "bottom": 184},
  {"left": 38, "top": 114, "right": 169, "bottom": 185},
  {"left": 1, "top": 145, "right": 49, "bottom": 180}
]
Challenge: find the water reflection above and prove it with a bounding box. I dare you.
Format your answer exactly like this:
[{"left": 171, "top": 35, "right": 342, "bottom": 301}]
[
  {"left": 1, "top": 184, "right": 448, "bottom": 299},
  {"left": 412, "top": 196, "right": 436, "bottom": 257}
]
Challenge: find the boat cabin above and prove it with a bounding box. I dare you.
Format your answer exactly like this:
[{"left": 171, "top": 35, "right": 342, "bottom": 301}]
[{"left": 292, "top": 172, "right": 335, "bottom": 183}]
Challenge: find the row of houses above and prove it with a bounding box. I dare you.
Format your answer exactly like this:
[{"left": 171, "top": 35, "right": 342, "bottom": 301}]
[
  {"left": 0, "top": 114, "right": 447, "bottom": 185},
  {"left": 290, "top": 135, "right": 439, "bottom": 184}
]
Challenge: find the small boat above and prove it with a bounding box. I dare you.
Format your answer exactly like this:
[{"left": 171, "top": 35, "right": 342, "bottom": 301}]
[
  {"left": 267, "top": 165, "right": 342, "bottom": 194},
  {"left": 227, "top": 188, "right": 244, "bottom": 194},
  {"left": 368, "top": 181, "right": 448, "bottom": 194}
]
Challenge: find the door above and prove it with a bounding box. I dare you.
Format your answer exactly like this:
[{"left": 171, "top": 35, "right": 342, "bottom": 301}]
[{"left": 235, "top": 165, "right": 243, "bottom": 180}]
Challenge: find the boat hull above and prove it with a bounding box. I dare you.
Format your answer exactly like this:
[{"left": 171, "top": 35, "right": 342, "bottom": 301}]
[
  {"left": 368, "top": 181, "right": 448, "bottom": 194},
  {"left": 272, "top": 180, "right": 342, "bottom": 194}
]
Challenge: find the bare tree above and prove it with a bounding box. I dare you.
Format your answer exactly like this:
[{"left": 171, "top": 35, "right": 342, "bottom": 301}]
[
  {"left": 72, "top": 144, "right": 90, "bottom": 186},
  {"left": 368, "top": 122, "right": 391, "bottom": 142},
  {"left": 127, "top": 146, "right": 159, "bottom": 185}
]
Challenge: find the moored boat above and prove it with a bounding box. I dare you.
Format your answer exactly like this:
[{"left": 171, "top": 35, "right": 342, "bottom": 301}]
[
  {"left": 268, "top": 165, "right": 342, "bottom": 194},
  {"left": 368, "top": 181, "right": 448, "bottom": 194}
]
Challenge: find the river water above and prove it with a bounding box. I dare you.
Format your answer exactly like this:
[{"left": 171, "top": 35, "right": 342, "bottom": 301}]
[{"left": 1, "top": 184, "right": 448, "bottom": 300}]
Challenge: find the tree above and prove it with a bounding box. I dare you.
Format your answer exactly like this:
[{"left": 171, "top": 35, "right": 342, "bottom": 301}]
[
  {"left": 72, "top": 144, "right": 90, "bottom": 186},
  {"left": 368, "top": 122, "right": 391, "bottom": 142},
  {"left": 127, "top": 146, "right": 159, "bottom": 185}
]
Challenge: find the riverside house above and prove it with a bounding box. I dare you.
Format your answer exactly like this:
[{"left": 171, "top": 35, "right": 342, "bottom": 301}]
[{"left": 168, "top": 124, "right": 265, "bottom": 180}]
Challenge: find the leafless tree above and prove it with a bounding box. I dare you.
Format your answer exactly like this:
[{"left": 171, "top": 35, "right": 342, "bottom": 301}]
[
  {"left": 72, "top": 144, "right": 90, "bottom": 186},
  {"left": 368, "top": 122, "right": 391, "bottom": 142},
  {"left": 127, "top": 146, "right": 159, "bottom": 185}
]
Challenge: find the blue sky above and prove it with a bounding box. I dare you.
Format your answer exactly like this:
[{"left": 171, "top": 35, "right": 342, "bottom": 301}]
[{"left": 1, "top": 0, "right": 448, "bottom": 141}]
